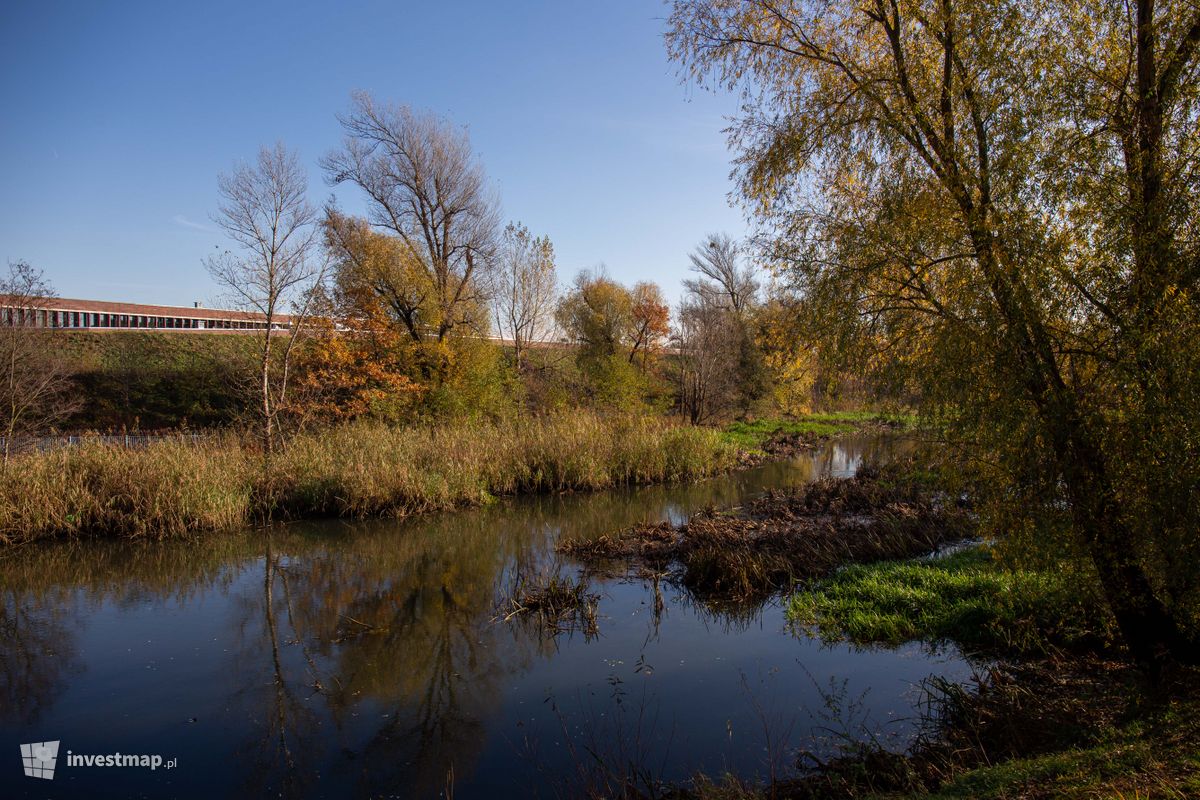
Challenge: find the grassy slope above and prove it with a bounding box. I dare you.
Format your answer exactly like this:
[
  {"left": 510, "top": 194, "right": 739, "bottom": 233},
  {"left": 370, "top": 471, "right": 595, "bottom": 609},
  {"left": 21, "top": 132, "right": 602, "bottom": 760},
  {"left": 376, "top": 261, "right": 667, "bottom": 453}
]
[
  {"left": 53, "top": 330, "right": 258, "bottom": 365},
  {"left": 55, "top": 331, "right": 258, "bottom": 429}
]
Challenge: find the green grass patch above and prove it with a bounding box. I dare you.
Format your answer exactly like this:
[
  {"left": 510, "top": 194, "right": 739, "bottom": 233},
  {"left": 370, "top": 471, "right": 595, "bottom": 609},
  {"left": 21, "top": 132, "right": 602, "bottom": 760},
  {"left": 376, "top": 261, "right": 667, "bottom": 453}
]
[
  {"left": 786, "top": 547, "right": 1115, "bottom": 655},
  {"left": 904, "top": 695, "right": 1200, "bottom": 800},
  {"left": 721, "top": 412, "right": 911, "bottom": 451},
  {"left": 914, "top": 741, "right": 1167, "bottom": 799}
]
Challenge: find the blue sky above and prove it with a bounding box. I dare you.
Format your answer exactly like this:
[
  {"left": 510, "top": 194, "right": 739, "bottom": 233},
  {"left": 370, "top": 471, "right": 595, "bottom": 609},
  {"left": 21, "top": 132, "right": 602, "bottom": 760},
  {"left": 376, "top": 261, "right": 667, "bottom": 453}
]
[{"left": 0, "top": 0, "right": 747, "bottom": 308}]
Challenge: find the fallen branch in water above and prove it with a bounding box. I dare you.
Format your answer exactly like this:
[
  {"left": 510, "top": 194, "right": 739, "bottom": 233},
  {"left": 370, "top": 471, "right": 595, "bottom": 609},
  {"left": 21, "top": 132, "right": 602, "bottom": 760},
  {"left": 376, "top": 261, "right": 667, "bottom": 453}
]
[{"left": 496, "top": 571, "right": 600, "bottom": 638}]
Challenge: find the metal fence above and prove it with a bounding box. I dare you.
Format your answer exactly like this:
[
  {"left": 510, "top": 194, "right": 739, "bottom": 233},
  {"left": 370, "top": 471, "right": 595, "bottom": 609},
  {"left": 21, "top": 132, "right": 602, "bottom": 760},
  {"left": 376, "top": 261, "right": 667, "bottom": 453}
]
[{"left": 1, "top": 432, "right": 213, "bottom": 455}]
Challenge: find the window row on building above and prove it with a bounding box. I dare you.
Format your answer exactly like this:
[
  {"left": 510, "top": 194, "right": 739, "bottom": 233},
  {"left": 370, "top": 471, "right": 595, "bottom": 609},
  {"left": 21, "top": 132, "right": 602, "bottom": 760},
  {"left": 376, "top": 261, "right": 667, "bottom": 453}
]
[{"left": 3, "top": 307, "right": 288, "bottom": 331}]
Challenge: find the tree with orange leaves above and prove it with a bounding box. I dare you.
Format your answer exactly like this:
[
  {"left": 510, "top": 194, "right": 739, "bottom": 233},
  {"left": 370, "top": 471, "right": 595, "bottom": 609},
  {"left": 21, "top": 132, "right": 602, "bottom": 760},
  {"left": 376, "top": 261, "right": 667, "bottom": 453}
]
[
  {"left": 288, "top": 308, "right": 422, "bottom": 426},
  {"left": 628, "top": 281, "right": 670, "bottom": 371}
]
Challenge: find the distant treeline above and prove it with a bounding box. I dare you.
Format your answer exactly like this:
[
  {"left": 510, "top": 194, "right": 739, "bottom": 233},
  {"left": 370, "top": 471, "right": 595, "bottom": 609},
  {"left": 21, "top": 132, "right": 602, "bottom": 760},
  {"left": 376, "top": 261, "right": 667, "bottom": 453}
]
[{"left": 46, "top": 329, "right": 885, "bottom": 433}]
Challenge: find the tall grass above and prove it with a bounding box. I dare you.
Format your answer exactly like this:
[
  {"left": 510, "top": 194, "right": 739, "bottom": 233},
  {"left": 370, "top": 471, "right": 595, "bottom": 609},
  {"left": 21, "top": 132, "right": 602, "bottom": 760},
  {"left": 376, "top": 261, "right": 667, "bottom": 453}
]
[{"left": 0, "top": 414, "right": 738, "bottom": 544}]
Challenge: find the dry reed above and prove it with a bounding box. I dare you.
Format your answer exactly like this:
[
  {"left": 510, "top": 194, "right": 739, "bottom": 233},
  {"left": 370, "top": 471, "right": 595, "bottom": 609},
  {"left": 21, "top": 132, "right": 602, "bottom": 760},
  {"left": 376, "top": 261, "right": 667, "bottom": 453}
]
[{"left": 0, "top": 413, "right": 738, "bottom": 544}]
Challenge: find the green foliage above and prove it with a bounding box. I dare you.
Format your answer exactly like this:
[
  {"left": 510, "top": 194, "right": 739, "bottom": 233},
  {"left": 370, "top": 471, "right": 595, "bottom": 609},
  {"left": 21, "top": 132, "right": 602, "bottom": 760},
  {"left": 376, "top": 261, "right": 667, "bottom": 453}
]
[
  {"left": 578, "top": 352, "right": 648, "bottom": 410},
  {"left": 414, "top": 336, "right": 518, "bottom": 421},
  {"left": 55, "top": 332, "right": 256, "bottom": 430},
  {"left": 721, "top": 412, "right": 911, "bottom": 451},
  {"left": 555, "top": 270, "right": 671, "bottom": 410},
  {"left": 786, "top": 547, "right": 1116, "bottom": 655},
  {"left": 556, "top": 272, "right": 634, "bottom": 361}
]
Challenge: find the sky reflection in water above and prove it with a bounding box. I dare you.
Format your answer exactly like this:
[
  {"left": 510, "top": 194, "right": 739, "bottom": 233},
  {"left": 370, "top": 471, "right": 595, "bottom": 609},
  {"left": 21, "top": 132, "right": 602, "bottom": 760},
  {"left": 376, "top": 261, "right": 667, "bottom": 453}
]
[{"left": 0, "top": 433, "right": 972, "bottom": 799}]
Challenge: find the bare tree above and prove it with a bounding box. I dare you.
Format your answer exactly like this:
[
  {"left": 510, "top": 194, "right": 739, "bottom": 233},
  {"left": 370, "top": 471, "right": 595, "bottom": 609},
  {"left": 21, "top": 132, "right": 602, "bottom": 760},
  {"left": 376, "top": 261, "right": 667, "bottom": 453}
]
[
  {"left": 492, "top": 222, "right": 557, "bottom": 370},
  {"left": 0, "top": 262, "right": 77, "bottom": 465},
  {"left": 321, "top": 92, "right": 501, "bottom": 342},
  {"left": 205, "top": 143, "right": 324, "bottom": 454},
  {"left": 673, "top": 295, "right": 740, "bottom": 424},
  {"left": 685, "top": 233, "right": 757, "bottom": 316},
  {"left": 685, "top": 233, "right": 770, "bottom": 415}
]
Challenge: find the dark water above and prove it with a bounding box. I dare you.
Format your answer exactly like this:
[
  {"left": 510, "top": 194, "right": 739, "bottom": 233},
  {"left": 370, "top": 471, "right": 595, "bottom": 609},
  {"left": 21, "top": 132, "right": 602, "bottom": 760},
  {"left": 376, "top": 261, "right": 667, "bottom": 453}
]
[{"left": 0, "top": 434, "right": 971, "bottom": 799}]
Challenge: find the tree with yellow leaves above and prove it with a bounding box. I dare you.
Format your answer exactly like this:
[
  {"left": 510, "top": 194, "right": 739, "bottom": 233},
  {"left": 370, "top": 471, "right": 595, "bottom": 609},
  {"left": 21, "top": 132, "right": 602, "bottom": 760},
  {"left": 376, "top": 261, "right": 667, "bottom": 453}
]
[
  {"left": 556, "top": 270, "right": 670, "bottom": 407},
  {"left": 669, "top": 0, "right": 1200, "bottom": 666}
]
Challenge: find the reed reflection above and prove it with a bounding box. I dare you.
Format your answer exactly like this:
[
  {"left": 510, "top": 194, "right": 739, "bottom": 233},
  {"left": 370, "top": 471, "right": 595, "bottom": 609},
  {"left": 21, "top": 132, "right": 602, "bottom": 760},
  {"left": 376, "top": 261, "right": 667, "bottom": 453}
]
[{"left": 0, "top": 434, "right": 908, "bottom": 798}]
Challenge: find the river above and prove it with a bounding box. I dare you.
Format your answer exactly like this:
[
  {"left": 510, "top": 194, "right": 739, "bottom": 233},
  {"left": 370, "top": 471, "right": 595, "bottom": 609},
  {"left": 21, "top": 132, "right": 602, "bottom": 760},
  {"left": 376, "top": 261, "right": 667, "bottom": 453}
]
[{"left": 0, "top": 433, "right": 971, "bottom": 798}]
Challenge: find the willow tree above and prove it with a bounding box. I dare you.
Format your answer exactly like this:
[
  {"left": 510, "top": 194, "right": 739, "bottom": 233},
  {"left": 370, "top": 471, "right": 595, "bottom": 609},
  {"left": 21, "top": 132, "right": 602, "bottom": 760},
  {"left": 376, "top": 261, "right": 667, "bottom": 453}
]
[
  {"left": 668, "top": 0, "right": 1200, "bottom": 666},
  {"left": 556, "top": 271, "right": 670, "bottom": 406}
]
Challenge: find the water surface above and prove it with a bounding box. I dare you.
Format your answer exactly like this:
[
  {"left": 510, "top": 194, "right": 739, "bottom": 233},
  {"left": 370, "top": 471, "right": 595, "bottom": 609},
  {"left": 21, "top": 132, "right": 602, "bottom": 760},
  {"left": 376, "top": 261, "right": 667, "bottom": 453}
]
[{"left": 0, "top": 433, "right": 970, "bottom": 798}]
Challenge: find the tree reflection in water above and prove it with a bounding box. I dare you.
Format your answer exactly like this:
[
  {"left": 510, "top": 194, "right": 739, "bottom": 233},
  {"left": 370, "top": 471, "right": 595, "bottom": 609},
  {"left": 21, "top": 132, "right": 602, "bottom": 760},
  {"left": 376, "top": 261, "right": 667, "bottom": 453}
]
[
  {"left": 0, "top": 434, "right": 912, "bottom": 798},
  {"left": 0, "top": 587, "right": 83, "bottom": 726}
]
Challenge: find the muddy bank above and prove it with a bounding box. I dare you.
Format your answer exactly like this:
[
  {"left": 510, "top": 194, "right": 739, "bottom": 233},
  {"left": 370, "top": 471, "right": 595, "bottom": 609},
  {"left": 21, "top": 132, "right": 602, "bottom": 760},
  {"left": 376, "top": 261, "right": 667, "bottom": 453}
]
[
  {"left": 719, "top": 655, "right": 1200, "bottom": 800},
  {"left": 559, "top": 462, "right": 974, "bottom": 605}
]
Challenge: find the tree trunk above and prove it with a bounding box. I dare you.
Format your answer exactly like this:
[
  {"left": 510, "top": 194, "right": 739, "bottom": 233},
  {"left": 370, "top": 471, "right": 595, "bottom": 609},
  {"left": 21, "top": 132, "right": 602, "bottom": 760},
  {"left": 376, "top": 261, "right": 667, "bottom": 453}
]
[
  {"left": 261, "top": 330, "right": 274, "bottom": 456},
  {"left": 1055, "top": 412, "right": 1198, "bottom": 668},
  {"left": 970, "top": 221, "right": 1196, "bottom": 669}
]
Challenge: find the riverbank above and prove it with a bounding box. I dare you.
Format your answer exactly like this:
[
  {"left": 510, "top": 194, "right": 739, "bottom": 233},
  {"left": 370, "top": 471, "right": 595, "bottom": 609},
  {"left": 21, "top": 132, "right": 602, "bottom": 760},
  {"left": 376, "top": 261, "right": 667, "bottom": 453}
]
[
  {"left": 553, "top": 459, "right": 1199, "bottom": 798},
  {"left": 683, "top": 654, "right": 1200, "bottom": 799},
  {"left": 721, "top": 412, "right": 912, "bottom": 464},
  {"left": 0, "top": 413, "right": 738, "bottom": 544},
  {"left": 776, "top": 548, "right": 1198, "bottom": 799},
  {"left": 673, "top": 547, "right": 1200, "bottom": 799},
  {"left": 0, "top": 410, "right": 907, "bottom": 546}
]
